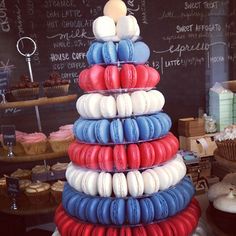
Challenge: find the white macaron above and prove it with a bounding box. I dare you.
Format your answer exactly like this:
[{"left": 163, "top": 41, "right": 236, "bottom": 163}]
[
  {"left": 116, "top": 93, "right": 133, "bottom": 117},
  {"left": 142, "top": 169, "right": 160, "bottom": 195},
  {"left": 113, "top": 172, "right": 128, "bottom": 197},
  {"left": 148, "top": 90, "right": 165, "bottom": 113},
  {"left": 97, "top": 172, "right": 113, "bottom": 197},
  {"left": 93, "top": 16, "right": 116, "bottom": 41},
  {"left": 86, "top": 93, "right": 103, "bottom": 118},
  {"left": 127, "top": 170, "right": 144, "bottom": 197},
  {"left": 116, "top": 15, "right": 140, "bottom": 40},
  {"left": 153, "top": 166, "right": 170, "bottom": 190},
  {"left": 100, "top": 95, "right": 117, "bottom": 118},
  {"left": 131, "top": 90, "right": 151, "bottom": 115},
  {"left": 81, "top": 170, "right": 99, "bottom": 196}
]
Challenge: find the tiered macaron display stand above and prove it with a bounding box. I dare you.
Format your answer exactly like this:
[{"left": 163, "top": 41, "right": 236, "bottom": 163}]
[{"left": 54, "top": 0, "right": 201, "bottom": 235}]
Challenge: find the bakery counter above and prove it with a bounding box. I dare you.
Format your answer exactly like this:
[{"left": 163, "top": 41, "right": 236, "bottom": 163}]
[
  {"left": 0, "top": 150, "right": 67, "bottom": 163},
  {"left": 0, "top": 94, "right": 77, "bottom": 109}
]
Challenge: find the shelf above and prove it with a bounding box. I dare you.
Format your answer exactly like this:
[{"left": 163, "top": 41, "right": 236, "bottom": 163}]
[
  {"left": 0, "top": 150, "right": 67, "bottom": 163},
  {"left": 0, "top": 94, "right": 77, "bottom": 109},
  {"left": 0, "top": 194, "right": 57, "bottom": 216},
  {"left": 214, "top": 149, "right": 236, "bottom": 170}
]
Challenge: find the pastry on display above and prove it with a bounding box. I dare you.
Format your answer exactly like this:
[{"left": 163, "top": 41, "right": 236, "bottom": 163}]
[
  {"left": 0, "top": 130, "right": 26, "bottom": 155},
  {"left": 24, "top": 181, "right": 51, "bottom": 205},
  {"left": 208, "top": 173, "right": 236, "bottom": 234},
  {"left": 43, "top": 72, "right": 69, "bottom": 97},
  {"left": 49, "top": 128, "right": 74, "bottom": 153},
  {"left": 54, "top": 0, "right": 201, "bottom": 235},
  {"left": 17, "top": 179, "right": 32, "bottom": 205},
  {"left": 10, "top": 168, "right": 31, "bottom": 180},
  {"left": 10, "top": 74, "right": 39, "bottom": 101},
  {"left": 31, "top": 165, "right": 51, "bottom": 181},
  {"left": 51, "top": 180, "right": 66, "bottom": 204},
  {"left": 20, "top": 132, "right": 47, "bottom": 155},
  {"left": 51, "top": 162, "right": 68, "bottom": 179},
  {"left": 215, "top": 124, "right": 236, "bottom": 161}
]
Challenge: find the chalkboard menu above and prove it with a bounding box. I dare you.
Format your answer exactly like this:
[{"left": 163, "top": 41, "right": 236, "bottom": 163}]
[{"left": 0, "top": 0, "right": 235, "bottom": 134}]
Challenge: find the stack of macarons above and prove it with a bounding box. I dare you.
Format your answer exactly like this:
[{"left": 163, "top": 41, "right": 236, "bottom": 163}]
[
  {"left": 55, "top": 0, "right": 200, "bottom": 235},
  {"left": 65, "top": 155, "right": 186, "bottom": 197},
  {"left": 68, "top": 132, "right": 179, "bottom": 171},
  {"left": 61, "top": 176, "right": 195, "bottom": 226},
  {"left": 76, "top": 90, "right": 165, "bottom": 119},
  {"left": 73, "top": 112, "right": 172, "bottom": 144},
  {"left": 78, "top": 64, "right": 160, "bottom": 91},
  {"left": 55, "top": 195, "right": 201, "bottom": 236}
]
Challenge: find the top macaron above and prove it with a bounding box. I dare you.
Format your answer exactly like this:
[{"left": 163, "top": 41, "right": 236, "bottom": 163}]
[{"left": 92, "top": 0, "right": 140, "bottom": 42}]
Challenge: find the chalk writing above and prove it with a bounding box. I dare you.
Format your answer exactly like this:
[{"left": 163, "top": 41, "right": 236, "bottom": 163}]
[
  {"left": 0, "top": 0, "right": 10, "bottom": 32},
  {"left": 44, "top": 0, "right": 75, "bottom": 8}
]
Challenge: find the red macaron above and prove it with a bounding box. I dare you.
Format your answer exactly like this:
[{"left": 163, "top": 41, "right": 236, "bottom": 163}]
[
  {"left": 106, "top": 227, "right": 119, "bottom": 236},
  {"left": 113, "top": 145, "right": 127, "bottom": 171},
  {"left": 132, "top": 226, "right": 148, "bottom": 236},
  {"left": 88, "top": 65, "right": 106, "bottom": 91},
  {"left": 159, "top": 221, "right": 174, "bottom": 236},
  {"left": 151, "top": 140, "right": 166, "bottom": 164},
  {"left": 120, "top": 64, "right": 137, "bottom": 88},
  {"left": 145, "top": 224, "right": 164, "bottom": 236},
  {"left": 78, "top": 68, "right": 91, "bottom": 91},
  {"left": 98, "top": 146, "right": 113, "bottom": 171},
  {"left": 139, "top": 142, "right": 155, "bottom": 167},
  {"left": 85, "top": 145, "right": 100, "bottom": 170},
  {"left": 119, "top": 227, "right": 132, "bottom": 236},
  {"left": 104, "top": 65, "right": 120, "bottom": 90},
  {"left": 91, "top": 226, "right": 106, "bottom": 236},
  {"left": 135, "top": 64, "right": 149, "bottom": 88},
  {"left": 146, "top": 66, "right": 160, "bottom": 87},
  {"left": 127, "top": 144, "right": 141, "bottom": 169}
]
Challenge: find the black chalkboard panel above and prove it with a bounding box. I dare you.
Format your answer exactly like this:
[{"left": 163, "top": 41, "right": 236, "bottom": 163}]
[{"left": 0, "top": 0, "right": 235, "bottom": 134}]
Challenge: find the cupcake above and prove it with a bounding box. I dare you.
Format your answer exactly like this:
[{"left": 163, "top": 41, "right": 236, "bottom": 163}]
[
  {"left": 0, "top": 176, "right": 7, "bottom": 196},
  {"left": 51, "top": 162, "right": 68, "bottom": 179},
  {"left": 43, "top": 72, "right": 69, "bottom": 97},
  {"left": 10, "top": 168, "right": 31, "bottom": 180},
  {"left": 59, "top": 124, "right": 73, "bottom": 131},
  {"left": 215, "top": 125, "right": 236, "bottom": 161},
  {"left": 20, "top": 132, "right": 47, "bottom": 155},
  {"left": 10, "top": 74, "right": 39, "bottom": 101},
  {"left": 17, "top": 179, "right": 32, "bottom": 205},
  {"left": 25, "top": 181, "right": 51, "bottom": 205},
  {"left": 48, "top": 128, "right": 74, "bottom": 153},
  {"left": 51, "top": 180, "right": 66, "bottom": 204},
  {"left": 0, "top": 130, "right": 26, "bottom": 155},
  {"left": 32, "top": 165, "right": 51, "bottom": 182}
]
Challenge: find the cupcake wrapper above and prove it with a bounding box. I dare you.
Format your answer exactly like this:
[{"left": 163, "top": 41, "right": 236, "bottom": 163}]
[
  {"left": 43, "top": 84, "right": 69, "bottom": 98},
  {"left": 11, "top": 87, "right": 39, "bottom": 101},
  {"left": 216, "top": 140, "right": 236, "bottom": 161},
  {"left": 21, "top": 141, "right": 47, "bottom": 155},
  {"left": 2, "top": 141, "right": 25, "bottom": 155},
  {"left": 49, "top": 138, "right": 74, "bottom": 153},
  {"left": 25, "top": 189, "right": 51, "bottom": 205}
]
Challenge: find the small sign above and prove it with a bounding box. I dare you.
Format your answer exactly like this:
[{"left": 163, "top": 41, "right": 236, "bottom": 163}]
[
  {"left": 0, "top": 71, "right": 8, "bottom": 92},
  {"left": 6, "top": 177, "right": 20, "bottom": 196},
  {"left": 1, "top": 125, "right": 16, "bottom": 146}
]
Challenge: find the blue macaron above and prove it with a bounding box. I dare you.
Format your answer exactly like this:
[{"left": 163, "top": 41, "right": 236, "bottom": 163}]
[
  {"left": 77, "top": 197, "right": 90, "bottom": 221},
  {"left": 136, "top": 116, "right": 154, "bottom": 140},
  {"left": 67, "top": 194, "right": 79, "bottom": 217},
  {"left": 124, "top": 118, "right": 139, "bottom": 142},
  {"left": 133, "top": 41, "right": 150, "bottom": 64},
  {"left": 110, "top": 198, "right": 125, "bottom": 225},
  {"left": 160, "top": 191, "right": 177, "bottom": 217},
  {"left": 118, "top": 39, "right": 134, "bottom": 62},
  {"left": 94, "top": 119, "right": 110, "bottom": 144},
  {"left": 150, "top": 194, "right": 168, "bottom": 220},
  {"left": 102, "top": 41, "right": 118, "bottom": 64},
  {"left": 92, "top": 42, "right": 104, "bottom": 64},
  {"left": 97, "top": 198, "right": 112, "bottom": 225},
  {"left": 110, "top": 119, "right": 124, "bottom": 143},
  {"left": 149, "top": 116, "right": 162, "bottom": 138},
  {"left": 86, "top": 42, "right": 97, "bottom": 65},
  {"left": 85, "top": 197, "right": 100, "bottom": 224},
  {"left": 168, "top": 188, "right": 184, "bottom": 211},
  {"left": 153, "top": 113, "right": 170, "bottom": 136},
  {"left": 139, "top": 198, "right": 155, "bottom": 224},
  {"left": 84, "top": 121, "right": 96, "bottom": 143},
  {"left": 74, "top": 118, "right": 87, "bottom": 141},
  {"left": 127, "top": 198, "right": 141, "bottom": 225}
]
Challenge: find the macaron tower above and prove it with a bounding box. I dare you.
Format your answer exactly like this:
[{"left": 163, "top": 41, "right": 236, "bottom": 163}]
[{"left": 54, "top": 0, "right": 202, "bottom": 235}]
